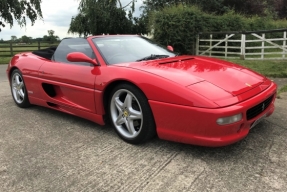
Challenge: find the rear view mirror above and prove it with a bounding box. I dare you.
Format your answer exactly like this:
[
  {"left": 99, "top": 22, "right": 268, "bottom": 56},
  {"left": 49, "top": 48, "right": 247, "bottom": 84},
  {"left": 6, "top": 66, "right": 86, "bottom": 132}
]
[
  {"left": 67, "top": 52, "right": 98, "bottom": 65},
  {"left": 167, "top": 45, "right": 174, "bottom": 52}
]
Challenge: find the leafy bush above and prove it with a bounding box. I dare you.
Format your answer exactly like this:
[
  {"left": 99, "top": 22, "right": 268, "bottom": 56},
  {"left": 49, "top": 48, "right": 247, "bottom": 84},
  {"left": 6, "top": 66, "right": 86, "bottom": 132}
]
[{"left": 150, "top": 5, "right": 287, "bottom": 54}]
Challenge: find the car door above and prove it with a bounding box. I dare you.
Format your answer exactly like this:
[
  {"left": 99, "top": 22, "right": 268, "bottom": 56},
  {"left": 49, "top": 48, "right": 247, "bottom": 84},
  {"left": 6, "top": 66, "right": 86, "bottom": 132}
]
[{"left": 38, "top": 38, "right": 99, "bottom": 113}]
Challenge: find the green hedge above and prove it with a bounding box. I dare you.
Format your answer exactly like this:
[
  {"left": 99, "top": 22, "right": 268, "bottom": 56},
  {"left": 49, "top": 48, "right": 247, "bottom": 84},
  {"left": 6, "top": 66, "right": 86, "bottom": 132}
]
[{"left": 150, "top": 5, "right": 287, "bottom": 54}]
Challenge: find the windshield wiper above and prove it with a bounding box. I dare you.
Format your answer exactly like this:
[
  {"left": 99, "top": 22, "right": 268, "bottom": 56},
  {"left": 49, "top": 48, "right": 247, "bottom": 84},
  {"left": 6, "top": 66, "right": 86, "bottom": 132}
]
[{"left": 136, "top": 54, "right": 170, "bottom": 62}]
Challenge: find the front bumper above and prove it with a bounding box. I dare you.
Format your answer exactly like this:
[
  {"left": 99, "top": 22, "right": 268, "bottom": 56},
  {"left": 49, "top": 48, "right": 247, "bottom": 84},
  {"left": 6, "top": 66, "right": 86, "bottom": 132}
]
[{"left": 149, "top": 82, "right": 277, "bottom": 147}]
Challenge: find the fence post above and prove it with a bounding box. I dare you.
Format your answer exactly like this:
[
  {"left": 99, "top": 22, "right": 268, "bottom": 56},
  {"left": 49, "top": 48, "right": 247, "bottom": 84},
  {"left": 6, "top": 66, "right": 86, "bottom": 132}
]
[
  {"left": 195, "top": 34, "right": 199, "bottom": 55},
  {"left": 283, "top": 31, "right": 286, "bottom": 59},
  {"left": 38, "top": 41, "right": 40, "bottom": 50},
  {"left": 9, "top": 42, "right": 13, "bottom": 56},
  {"left": 225, "top": 34, "right": 228, "bottom": 58},
  {"left": 209, "top": 34, "right": 212, "bottom": 56},
  {"left": 240, "top": 34, "right": 246, "bottom": 60},
  {"left": 261, "top": 33, "right": 265, "bottom": 59}
]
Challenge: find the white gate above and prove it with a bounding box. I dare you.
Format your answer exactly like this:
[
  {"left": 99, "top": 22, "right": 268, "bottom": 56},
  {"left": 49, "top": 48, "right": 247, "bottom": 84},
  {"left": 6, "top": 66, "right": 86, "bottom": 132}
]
[{"left": 196, "top": 29, "right": 287, "bottom": 60}]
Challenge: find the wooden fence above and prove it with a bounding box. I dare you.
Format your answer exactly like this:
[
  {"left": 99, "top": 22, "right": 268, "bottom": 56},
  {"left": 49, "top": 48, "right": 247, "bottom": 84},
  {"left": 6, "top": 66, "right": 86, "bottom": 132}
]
[
  {"left": 196, "top": 29, "right": 287, "bottom": 60},
  {"left": 0, "top": 42, "right": 59, "bottom": 57}
]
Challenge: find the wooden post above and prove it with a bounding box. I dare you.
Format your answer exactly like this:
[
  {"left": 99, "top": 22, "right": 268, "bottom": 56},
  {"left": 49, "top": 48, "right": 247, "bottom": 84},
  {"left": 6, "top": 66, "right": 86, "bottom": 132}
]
[
  {"left": 192, "top": 40, "right": 196, "bottom": 55},
  {"left": 195, "top": 34, "right": 199, "bottom": 55},
  {"left": 38, "top": 41, "right": 40, "bottom": 50},
  {"left": 240, "top": 34, "right": 246, "bottom": 60},
  {"left": 261, "top": 33, "right": 265, "bottom": 59},
  {"left": 9, "top": 42, "right": 13, "bottom": 56},
  {"left": 283, "top": 31, "right": 286, "bottom": 59},
  {"left": 225, "top": 34, "right": 228, "bottom": 58},
  {"left": 209, "top": 34, "right": 213, "bottom": 57}
]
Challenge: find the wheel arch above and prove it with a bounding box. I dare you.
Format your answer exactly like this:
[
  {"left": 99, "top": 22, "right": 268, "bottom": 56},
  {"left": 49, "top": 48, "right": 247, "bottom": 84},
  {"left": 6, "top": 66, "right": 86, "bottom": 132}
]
[
  {"left": 8, "top": 67, "right": 20, "bottom": 82},
  {"left": 102, "top": 79, "right": 148, "bottom": 117}
]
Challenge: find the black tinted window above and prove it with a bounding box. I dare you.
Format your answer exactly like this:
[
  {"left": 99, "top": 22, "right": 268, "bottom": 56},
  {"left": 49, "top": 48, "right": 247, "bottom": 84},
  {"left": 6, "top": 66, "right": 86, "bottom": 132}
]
[{"left": 53, "top": 38, "right": 95, "bottom": 65}]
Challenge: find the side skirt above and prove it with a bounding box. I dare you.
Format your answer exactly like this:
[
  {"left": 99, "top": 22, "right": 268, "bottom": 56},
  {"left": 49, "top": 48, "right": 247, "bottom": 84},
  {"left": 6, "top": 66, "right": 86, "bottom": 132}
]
[{"left": 29, "top": 96, "right": 105, "bottom": 125}]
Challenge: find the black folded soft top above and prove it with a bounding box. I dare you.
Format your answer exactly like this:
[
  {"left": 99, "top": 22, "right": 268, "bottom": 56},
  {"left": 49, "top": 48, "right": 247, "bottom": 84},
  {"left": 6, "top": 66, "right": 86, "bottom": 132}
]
[{"left": 32, "top": 46, "right": 58, "bottom": 60}]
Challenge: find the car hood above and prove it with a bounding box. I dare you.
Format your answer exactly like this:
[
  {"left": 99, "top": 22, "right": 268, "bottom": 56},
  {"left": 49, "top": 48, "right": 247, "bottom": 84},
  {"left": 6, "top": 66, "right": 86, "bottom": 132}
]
[{"left": 119, "top": 56, "right": 266, "bottom": 97}]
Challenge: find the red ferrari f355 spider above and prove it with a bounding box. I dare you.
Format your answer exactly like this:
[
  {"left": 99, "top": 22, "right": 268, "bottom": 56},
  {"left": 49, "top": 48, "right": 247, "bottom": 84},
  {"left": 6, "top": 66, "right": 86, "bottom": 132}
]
[{"left": 6, "top": 35, "right": 277, "bottom": 147}]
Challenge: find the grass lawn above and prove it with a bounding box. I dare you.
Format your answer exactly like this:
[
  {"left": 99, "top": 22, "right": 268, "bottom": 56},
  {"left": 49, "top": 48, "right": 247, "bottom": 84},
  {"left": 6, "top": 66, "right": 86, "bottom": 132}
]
[
  {"left": 0, "top": 42, "right": 58, "bottom": 64},
  {"left": 0, "top": 57, "right": 11, "bottom": 64},
  {"left": 277, "top": 84, "right": 287, "bottom": 98}
]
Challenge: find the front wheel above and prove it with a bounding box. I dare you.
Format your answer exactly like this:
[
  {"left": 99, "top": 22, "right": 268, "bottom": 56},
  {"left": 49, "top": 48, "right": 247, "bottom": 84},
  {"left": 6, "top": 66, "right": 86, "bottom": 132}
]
[
  {"left": 10, "top": 69, "right": 30, "bottom": 108},
  {"left": 109, "top": 84, "right": 156, "bottom": 144}
]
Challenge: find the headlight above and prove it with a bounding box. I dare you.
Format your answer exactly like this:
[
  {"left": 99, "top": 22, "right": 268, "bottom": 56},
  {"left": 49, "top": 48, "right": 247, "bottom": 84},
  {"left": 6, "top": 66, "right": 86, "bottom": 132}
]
[{"left": 216, "top": 114, "right": 242, "bottom": 125}]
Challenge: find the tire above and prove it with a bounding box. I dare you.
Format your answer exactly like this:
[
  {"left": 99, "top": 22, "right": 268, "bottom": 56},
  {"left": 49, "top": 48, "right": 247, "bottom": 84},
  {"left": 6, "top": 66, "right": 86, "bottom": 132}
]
[
  {"left": 10, "top": 69, "right": 31, "bottom": 108},
  {"left": 108, "top": 83, "right": 156, "bottom": 144}
]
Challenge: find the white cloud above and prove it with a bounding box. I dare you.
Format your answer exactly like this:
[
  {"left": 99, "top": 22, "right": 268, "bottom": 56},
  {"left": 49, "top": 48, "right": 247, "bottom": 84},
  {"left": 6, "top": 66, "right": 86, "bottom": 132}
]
[
  {"left": 1, "top": 0, "right": 80, "bottom": 40},
  {"left": 0, "top": 0, "right": 143, "bottom": 41},
  {"left": 121, "top": 0, "right": 143, "bottom": 17}
]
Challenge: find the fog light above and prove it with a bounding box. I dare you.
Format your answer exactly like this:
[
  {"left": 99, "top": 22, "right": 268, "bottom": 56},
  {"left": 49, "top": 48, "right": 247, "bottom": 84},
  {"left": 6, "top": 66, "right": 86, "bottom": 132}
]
[{"left": 217, "top": 114, "right": 242, "bottom": 125}]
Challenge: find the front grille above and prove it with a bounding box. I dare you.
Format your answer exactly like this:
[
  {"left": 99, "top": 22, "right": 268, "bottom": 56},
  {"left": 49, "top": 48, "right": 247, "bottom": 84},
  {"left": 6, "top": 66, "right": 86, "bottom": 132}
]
[{"left": 246, "top": 95, "right": 274, "bottom": 120}]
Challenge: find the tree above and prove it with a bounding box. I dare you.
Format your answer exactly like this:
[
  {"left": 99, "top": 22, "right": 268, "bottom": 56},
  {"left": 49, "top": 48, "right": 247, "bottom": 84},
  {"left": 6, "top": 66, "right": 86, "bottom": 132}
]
[
  {"left": 140, "top": 1, "right": 205, "bottom": 34},
  {"left": 48, "top": 30, "right": 55, "bottom": 37},
  {"left": 11, "top": 36, "right": 17, "bottom": 42},
  {"left": 142, "top": 0, "right": 184, "bottom": 11},
  {"left": 42, "top": 35, "right": 49, "bottom": 42},
  {"left": 141, "top": 0, "right": 229, "bottom": 16},
  {"left": 222, "top": 0, "right": 267, "bottom": 16},
  {"left": 28, "top": 36, "right": 33, "bottom": 43},
  {"left": 270, "top": 0, "right": 287, "bottom": 18},
  {"left": 141, "top": 0, "right": 287, "bottom": 19},
  {"left": 0, "top": 0, "right": 43, "bottom": 32},
  {"left": 68, "top": 0, "right": 137, "bottom": 36},
  {"left": 20, "top": 35, "right": 31, "bottom": 44},
  {"left": 43, "top": 30, "right": 59, "bottom": 44},
  {"left": 132, "top": 16, "right": 148, "bottom": 34},
  {"left": 35, "top": 37, "right": 43, "bottom": 41}
]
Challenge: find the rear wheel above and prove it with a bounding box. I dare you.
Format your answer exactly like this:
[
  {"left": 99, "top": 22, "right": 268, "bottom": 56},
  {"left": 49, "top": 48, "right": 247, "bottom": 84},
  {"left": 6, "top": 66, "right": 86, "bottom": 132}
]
[
  {"left": 109, "top": 84, "right": 156, "bottom": 144},
  {"left": 10, "top": 69, "right": 30, "bottom": 108}
]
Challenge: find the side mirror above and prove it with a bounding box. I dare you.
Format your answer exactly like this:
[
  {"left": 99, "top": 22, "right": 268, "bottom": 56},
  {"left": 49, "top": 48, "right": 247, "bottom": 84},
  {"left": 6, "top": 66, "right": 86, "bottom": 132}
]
[
  {"left": 67, "top": 52, "right": 98, "bottom": 65},
  {"left": 167, "top": 45, "right": 174, "bottom": 52}
]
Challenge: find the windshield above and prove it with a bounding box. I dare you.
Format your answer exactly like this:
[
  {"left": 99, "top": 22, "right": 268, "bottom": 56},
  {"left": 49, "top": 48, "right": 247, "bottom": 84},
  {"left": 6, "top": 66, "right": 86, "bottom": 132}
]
[{"left": 92, "top": 36, "right": 177, "bottom": 64}]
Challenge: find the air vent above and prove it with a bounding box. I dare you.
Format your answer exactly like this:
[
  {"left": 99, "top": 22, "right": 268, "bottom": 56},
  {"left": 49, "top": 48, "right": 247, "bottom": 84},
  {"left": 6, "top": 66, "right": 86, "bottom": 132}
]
[
  {"left": 47, "top": 102, "right": 58, "bottom": 108},
  {"left": 42, "top": 83, "right": 56, "bottom": 97},
  {"left": 159, "top": 57, "right": 194, "bottom": 64}
]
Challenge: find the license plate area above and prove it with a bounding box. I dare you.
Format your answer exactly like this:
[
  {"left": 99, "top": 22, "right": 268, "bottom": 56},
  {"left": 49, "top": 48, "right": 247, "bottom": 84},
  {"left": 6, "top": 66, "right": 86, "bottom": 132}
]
[{"left": 250, "top": 113, "right": 267, "bottom": 129}]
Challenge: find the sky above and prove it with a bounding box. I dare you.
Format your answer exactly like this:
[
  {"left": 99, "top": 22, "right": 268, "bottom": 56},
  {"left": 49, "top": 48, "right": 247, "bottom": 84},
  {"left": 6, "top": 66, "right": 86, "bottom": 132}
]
[{"left": 0, "top": 0, "right": 143, "bottom": 41}]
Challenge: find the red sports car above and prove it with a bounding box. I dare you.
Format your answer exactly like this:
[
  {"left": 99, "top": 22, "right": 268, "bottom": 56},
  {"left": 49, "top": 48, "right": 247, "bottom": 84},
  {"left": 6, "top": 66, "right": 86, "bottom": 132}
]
[{"left": 6, "top": 35, "right": 277, "bottom": 147}]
